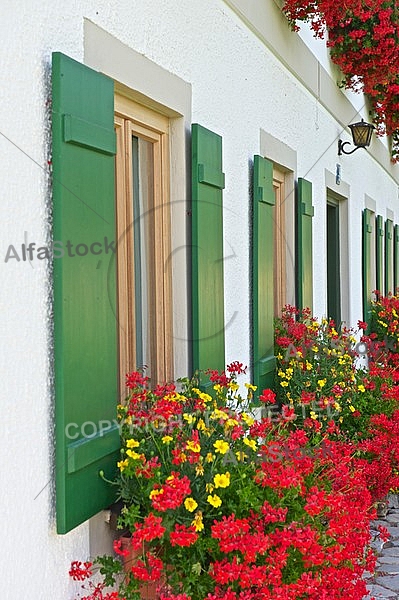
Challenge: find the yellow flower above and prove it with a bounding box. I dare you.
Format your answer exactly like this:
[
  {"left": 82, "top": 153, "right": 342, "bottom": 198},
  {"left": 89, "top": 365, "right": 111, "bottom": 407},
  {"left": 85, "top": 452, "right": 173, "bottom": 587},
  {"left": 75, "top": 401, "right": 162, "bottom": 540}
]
[
  {"left": 214, "top": 440, "right": 230, "bottom": 454},
  {"left": 243, "top": 438, "right": 257, "bottom": 451},
  {"left": 206, "top": 483, "right": 214, "bottom": 493},
  {"left": 225, "top": 418, "right": 239, "bottom": 428},
  {"left": 150, "top": 488, "right": 164, "bottom": 499},
  {"left": 213, "top": 384, "right": 223, "bottom": 393},
  {"left": 206, "top": 452, "right": 214, "bottom": 463},
  {"left": 207, "top": 494, "right": 222, "bottom": 508},
  {"left": 195, "top": 463, "right": 204, "bottom": 476},
  {"left": 183, "top": 414, "right": 196, "bottom": 425},
  {"left": 162, "top": 435, "right": 173, "bottom": 444},
  {"left": 349, "top": 405, "right": 356, "bottom": 413},
  {"left": 280, "top": 381, "right": 289, "bottom": 387},
  {"left": 311, "top": 345, "right": 319, "bottom": 353},
  {"left": 245, "top": 383, "right": 257, "bottom": 391},
  {"left": 228, "top": 382, "right": 239, "bottom": 392},
  {"left": 211, "top": 409, "right": 228, "bottom": 421},
  {"left": 214, "top": 472, "right": 230, "bottom": 488},
  {"left": 184, "top": 497, "right": 198, "bottom": 512},
  {"left": 241, "top": 412, "right": 254, "bottom": 426},
  {"left": 193, "top": 388, "right": 212, "bottom": 403},
  {"left": 278, "top": 370, "right": 286, "bottom": 378},
  {"left": 196, "top": 418, "right": 207, "bottom": 431},
  {"left": 333, "top": 402, "right": 342, "bottom": 412},
  {"left": 126, "top": 449, "right": 142, "bottom": 460},
  {"left": 306, "top": 361, "right": 313, "bottom": 371},
  {"left": 236, "top": 451, "right": 247, "bottom": 462},
  {"left": 117, "top": 459, "right": 129, "bottom": 471},
  {"left": 126, "top": 438, "right": 140, "bottom": 448},
  {"left": 317, "top": 379, "right": 327, "bottom": 388},
  {"left": 186, "top": 440, "right": 201, "bottom": 453},
  {"left": 310, "top": 411, "right": 318, "bottom": 420},
  {"left": 191, "top": 511, "right": 204, "bottom": 532},
  {"left": 357, "top": 384, "right": 365, "bottom": 393}
]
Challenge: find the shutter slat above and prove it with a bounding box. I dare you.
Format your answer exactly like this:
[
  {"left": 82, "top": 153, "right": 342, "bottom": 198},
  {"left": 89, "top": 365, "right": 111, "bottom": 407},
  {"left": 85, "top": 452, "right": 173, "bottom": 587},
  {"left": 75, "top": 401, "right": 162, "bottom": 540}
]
[
  {"left": 63, "top": 114, "right": 116, "bottom": 155},
  {"left": 67, "top": 427, "right": 120, "bottom": 474}
]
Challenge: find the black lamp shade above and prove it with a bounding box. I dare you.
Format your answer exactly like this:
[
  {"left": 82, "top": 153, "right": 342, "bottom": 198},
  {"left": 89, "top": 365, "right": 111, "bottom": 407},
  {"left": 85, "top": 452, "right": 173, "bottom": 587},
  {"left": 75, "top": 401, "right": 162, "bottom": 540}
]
[{"left": 349, "top": 119, "right": 375, "bottom": 148}]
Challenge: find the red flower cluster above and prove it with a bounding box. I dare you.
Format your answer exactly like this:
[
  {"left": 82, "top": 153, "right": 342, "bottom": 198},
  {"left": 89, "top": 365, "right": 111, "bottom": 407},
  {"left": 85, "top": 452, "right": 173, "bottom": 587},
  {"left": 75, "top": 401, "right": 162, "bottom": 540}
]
[
  {"left": 150, "top": 472, "right": 191, "bottom": 512},
  {"left": 130, "top": 553, "right": 163, "bottom": 582},
  {"left": 131, "top": 513, "right": 166, "bottom": 549},
  {"left": 69, "top": 561, "right": 93, "bottom": 581},
  {"left": 170, "top": 524, "right": 198, "bottom": 547},
  {"left": 282, "top": 0, "right": 399, "bottom": 161}
]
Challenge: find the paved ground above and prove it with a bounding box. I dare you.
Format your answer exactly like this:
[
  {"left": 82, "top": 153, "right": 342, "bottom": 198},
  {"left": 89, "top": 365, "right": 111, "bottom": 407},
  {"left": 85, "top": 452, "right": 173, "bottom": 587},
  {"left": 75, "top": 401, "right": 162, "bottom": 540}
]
[{"left": 365, "top": 496, "right": 399, "bottom": 599}]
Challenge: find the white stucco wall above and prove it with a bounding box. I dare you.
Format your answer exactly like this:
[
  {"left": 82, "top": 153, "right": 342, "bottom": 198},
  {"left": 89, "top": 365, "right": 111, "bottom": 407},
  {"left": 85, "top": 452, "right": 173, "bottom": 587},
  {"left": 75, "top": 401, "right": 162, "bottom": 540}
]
[{"left": 1, "top": 0, "right": 399, "bottom": 598}]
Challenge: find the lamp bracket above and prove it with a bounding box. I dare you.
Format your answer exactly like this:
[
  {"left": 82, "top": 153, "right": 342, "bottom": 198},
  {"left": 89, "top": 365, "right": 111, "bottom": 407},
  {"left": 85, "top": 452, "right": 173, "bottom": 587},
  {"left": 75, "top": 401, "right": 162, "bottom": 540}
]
[{"left": 338, "top": 139, "right": 361, "bottom": 156}]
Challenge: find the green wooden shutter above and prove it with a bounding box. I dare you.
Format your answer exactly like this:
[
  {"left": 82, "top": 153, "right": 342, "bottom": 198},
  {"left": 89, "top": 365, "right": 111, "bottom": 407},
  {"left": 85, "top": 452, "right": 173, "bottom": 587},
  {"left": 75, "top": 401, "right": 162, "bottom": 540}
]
[
  {"left": 191, "top": 124, "right": 225, "bottom": 386},
  {"left": 376, "top": 215, "right": 384, "bottom": 295},
  {"left": 394, "top": 224, "right": 399, "bottom": 294},
  {"left": 296, "top": 178, "right": 314, "bottom": 311},
  {"left": 385, "top": 219, "right": 394, "bottom": 296},
  {"left": 52, "top": 52, "right": 119, "bottom": 533},
  {"left": 252, "top": 155, "right": 276, "bottom": 397},
  {"left": 362, "top": 209, "right": 373, "bottom": 324}
]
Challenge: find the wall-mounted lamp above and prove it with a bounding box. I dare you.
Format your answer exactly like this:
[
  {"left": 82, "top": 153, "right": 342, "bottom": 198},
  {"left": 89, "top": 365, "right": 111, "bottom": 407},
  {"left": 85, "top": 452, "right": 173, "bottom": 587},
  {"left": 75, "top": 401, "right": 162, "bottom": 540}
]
[{"left": 338, "top": 119, "right": 375, "bottom": 155}]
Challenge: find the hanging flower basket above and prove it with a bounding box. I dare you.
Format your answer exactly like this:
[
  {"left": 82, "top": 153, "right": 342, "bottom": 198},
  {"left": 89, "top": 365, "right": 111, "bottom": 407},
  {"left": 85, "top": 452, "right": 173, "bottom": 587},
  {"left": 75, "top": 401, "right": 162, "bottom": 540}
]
[{"left": 282, "top": 0, "right": 399, "bottom": 162}]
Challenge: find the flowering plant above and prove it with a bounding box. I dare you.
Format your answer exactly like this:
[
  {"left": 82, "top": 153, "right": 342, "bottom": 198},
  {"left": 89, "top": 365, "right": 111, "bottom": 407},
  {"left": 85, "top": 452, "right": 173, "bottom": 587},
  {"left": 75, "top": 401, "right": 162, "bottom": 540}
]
[
  {"left": 70, "top": 362, "right": 379, "bottom": 600},
  {"left": 282, "top": 0, "right": 399, "bottom": 161},
  {"left": 370, "top": 293, "right": 399, "bottom": 355},
  {"left": 274, "top": 305, "right": 399, "bottom": 438}
]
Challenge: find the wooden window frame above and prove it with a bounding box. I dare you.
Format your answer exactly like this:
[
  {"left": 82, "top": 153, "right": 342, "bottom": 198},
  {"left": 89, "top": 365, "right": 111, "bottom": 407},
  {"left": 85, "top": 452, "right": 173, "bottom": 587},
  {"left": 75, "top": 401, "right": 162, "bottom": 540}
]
[{"left": 114, "top": 95, "right": 173, "bottom": 391}]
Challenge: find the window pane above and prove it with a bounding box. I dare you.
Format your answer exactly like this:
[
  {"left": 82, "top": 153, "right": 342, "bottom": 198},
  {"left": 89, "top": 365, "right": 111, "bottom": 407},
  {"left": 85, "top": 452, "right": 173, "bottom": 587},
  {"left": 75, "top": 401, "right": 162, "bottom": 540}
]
[{"left": 132, "top": 135, "right": 155, "bottom": 378}]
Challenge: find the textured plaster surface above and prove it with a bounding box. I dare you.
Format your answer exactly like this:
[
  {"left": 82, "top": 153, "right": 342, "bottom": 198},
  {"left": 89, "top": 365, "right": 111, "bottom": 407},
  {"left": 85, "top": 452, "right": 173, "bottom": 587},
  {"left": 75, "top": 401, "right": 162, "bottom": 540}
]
[{"left": 1, "top": 1, "right": 399, "bottom": 597}]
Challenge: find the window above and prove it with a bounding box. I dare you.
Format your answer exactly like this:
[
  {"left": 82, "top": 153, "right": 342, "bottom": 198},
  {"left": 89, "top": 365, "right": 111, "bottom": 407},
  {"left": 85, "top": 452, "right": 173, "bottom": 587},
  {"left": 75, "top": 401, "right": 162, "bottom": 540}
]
[
  {"left": 326, "top": 199, "right": 341, "bottom": 326},
  {"left": 114, "top": 95, "right": 173, "bottom": 389}
]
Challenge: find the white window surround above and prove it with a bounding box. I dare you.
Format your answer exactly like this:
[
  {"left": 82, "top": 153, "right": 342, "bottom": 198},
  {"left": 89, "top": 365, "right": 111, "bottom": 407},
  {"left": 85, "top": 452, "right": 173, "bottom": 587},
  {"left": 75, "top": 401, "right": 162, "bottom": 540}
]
[
  {"left": 84, "top": 19, "right": 192, "bottom": 382},
  {"left": 364, "top": 194, "right": 376, "bottom": 214},
  {"left": 224, "top": 0, "right": 399, "bottom": 182}
]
